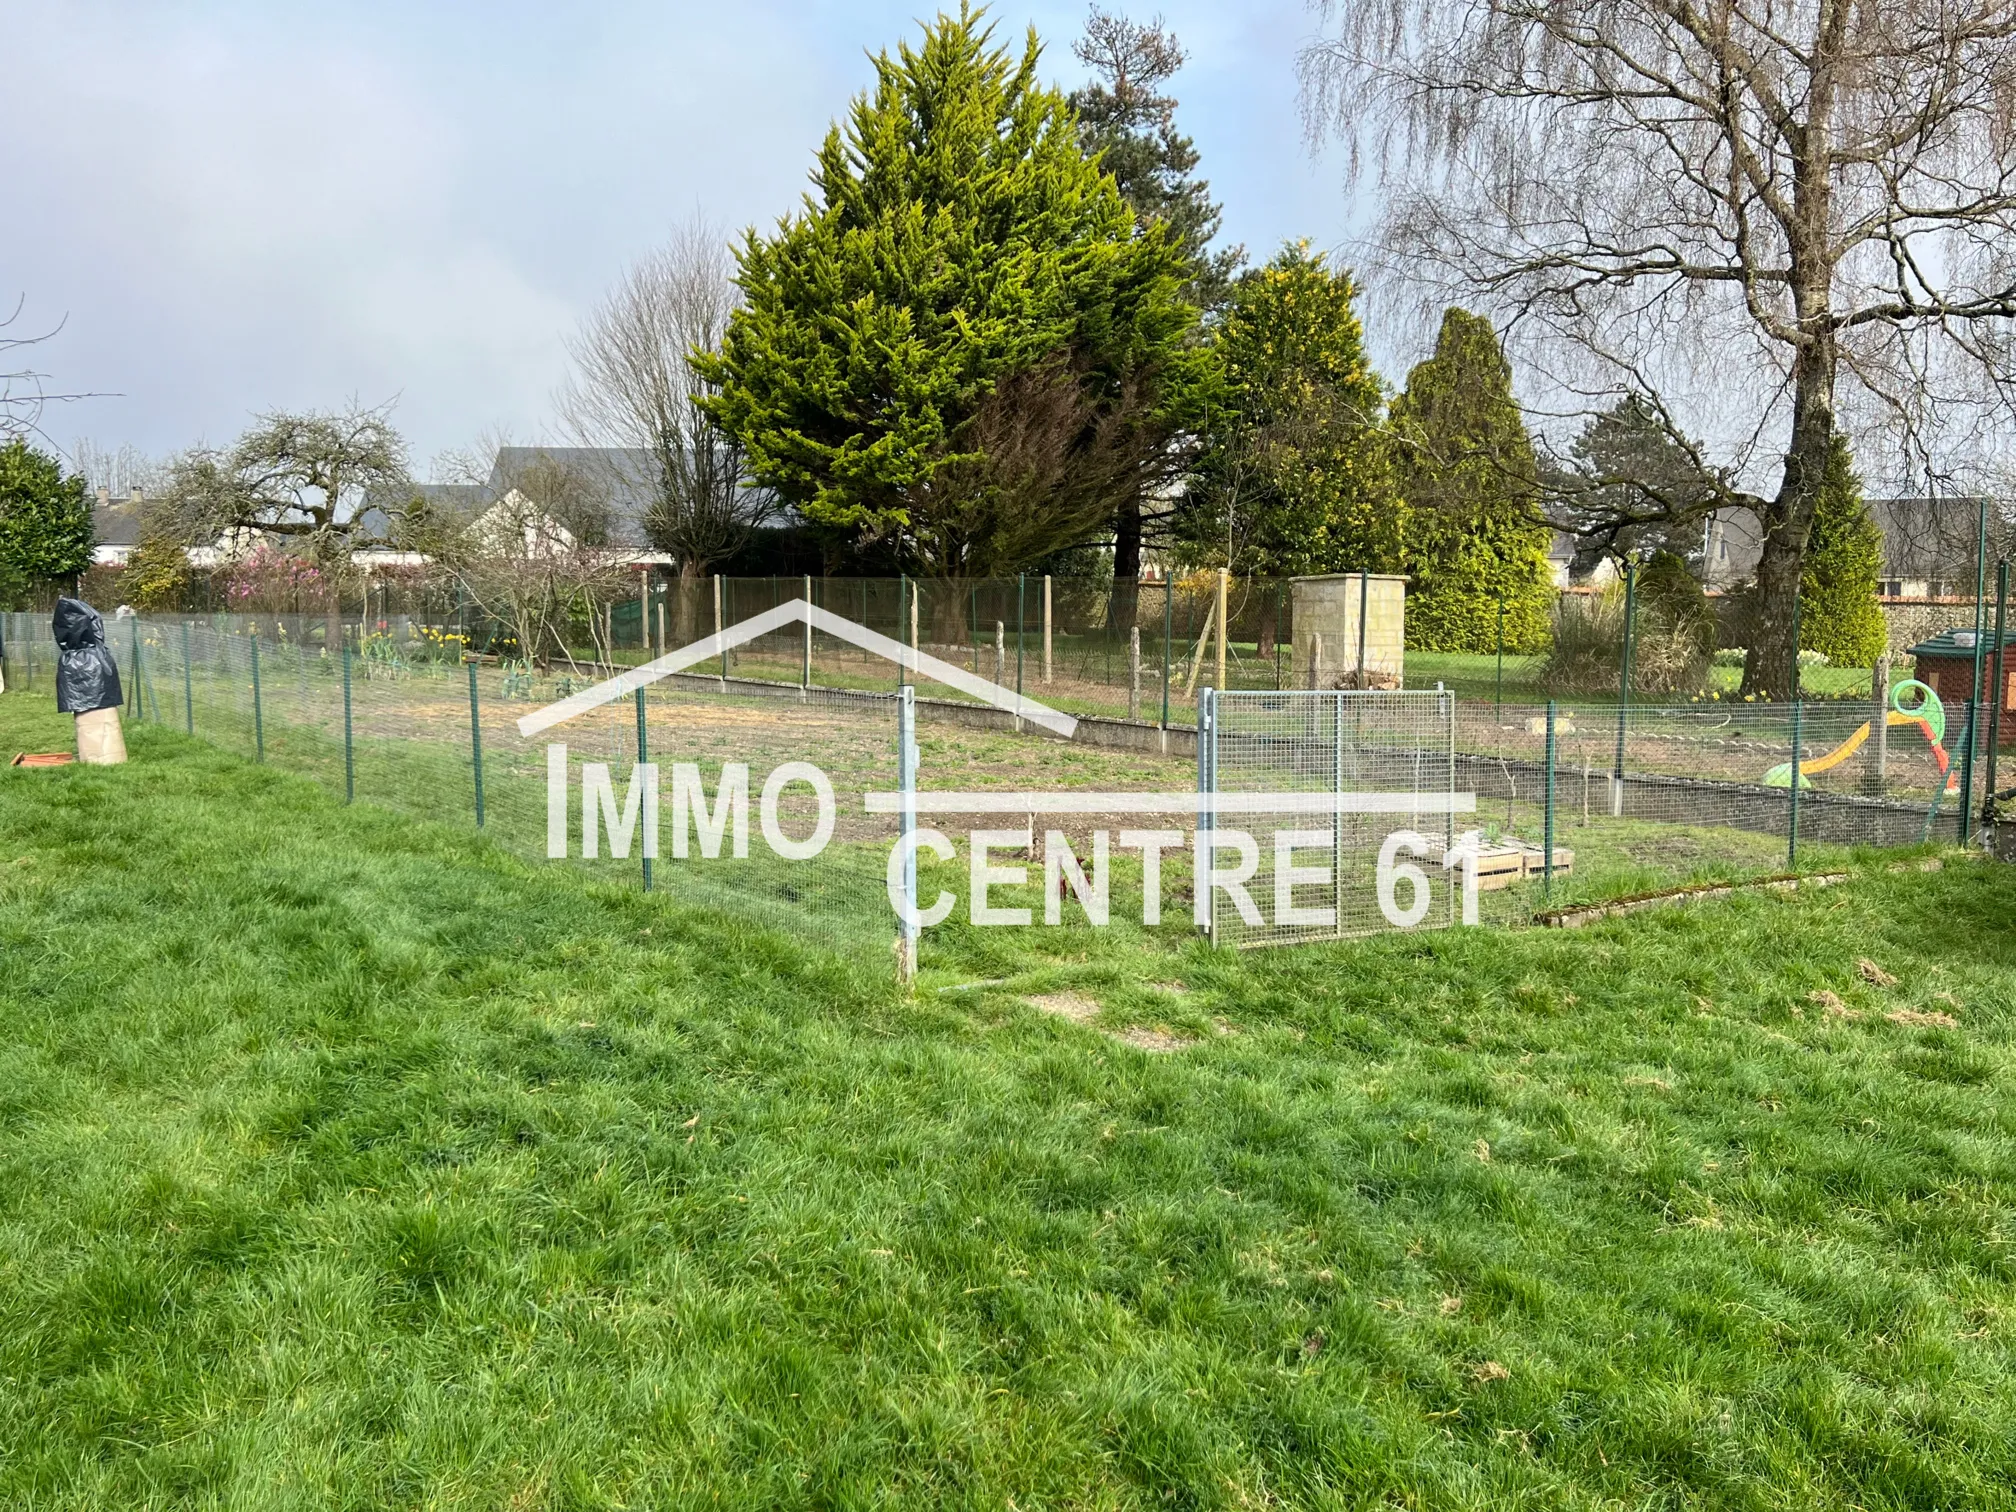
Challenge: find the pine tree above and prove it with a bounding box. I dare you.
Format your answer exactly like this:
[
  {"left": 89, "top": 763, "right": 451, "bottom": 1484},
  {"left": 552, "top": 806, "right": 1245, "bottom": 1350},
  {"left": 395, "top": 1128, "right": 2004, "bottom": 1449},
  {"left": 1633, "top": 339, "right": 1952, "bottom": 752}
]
[
  {"left": 1799, "top": 433, "right": 1887, "bottom": 667},
  {"left": 1178, "top": 244, "right": 1400, "bottom": 577},
  {"left": 1069, "top": 7, "right": 1242, "bottom": 312},
  {"left": 0, "top": 438, "right": 93, "bottom": 603},
  {"left": 698, "top": 5, "right": 1195, "bottom": 577},
  {"left": 1388, "top": 309, "right": 1555, "bottom": 653},
  {"left": 1548, "top": 395, "right": 1721, "bottom": 577}
]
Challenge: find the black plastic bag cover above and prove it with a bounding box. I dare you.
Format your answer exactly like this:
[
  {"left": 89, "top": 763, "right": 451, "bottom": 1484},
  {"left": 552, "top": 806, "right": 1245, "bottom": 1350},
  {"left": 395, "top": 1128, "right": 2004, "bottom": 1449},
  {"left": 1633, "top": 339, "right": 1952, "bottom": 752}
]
[{"left": 52, "top": 597, "right": 125, "bottom": 715}]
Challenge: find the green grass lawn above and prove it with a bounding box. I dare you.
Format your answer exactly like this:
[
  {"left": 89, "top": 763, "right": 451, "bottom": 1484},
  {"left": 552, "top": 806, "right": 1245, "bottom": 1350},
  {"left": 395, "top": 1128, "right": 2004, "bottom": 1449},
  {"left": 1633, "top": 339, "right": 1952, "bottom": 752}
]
[
  {"left": 2, "top": 692, "right": 2015, "bottom": 1509},
  {"left": 1403, "top": 651, "right": 1896, "bottom": 708}
]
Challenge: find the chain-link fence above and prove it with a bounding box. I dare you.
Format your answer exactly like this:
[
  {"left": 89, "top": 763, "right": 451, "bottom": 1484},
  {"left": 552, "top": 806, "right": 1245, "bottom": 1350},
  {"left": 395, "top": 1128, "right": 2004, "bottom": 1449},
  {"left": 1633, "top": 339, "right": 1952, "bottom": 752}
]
[
  {"left": 52, "top": 558, "right": 2009, "bottom": 737},
  {"left": 1, "top": 608, "right": 1998, "bottom": 967}
]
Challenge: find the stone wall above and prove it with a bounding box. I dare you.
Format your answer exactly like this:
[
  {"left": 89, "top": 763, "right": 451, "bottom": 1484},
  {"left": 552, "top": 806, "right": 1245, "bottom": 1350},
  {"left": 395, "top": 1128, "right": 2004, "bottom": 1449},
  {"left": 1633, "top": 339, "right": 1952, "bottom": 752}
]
[
  {"left": 1883, "top": 598, "right": 1986, "bottom": 658},
  {"left": 1290, "top": 574, "right": 1407, "bottom": 686}
]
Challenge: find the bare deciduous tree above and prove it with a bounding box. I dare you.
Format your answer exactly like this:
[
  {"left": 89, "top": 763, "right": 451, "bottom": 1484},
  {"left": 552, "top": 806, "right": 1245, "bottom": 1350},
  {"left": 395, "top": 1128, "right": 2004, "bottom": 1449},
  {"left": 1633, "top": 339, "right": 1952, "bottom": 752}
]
[
  {"left": 71, "top": 440, "right": 166, "bottom": 502},
  {"left": 2, "top": 297, "right": 100, "bottom": 445},
  {"left": 161, "top": 401, "right": 412, "bottom": 564},
  {"left": 437, "top": 446, "right": 637, "bottom": 671},
  {"left": 563, "top": 220, "right": 774, "bottom": 579},
  {"left": 1301, "top": 0, "right": 2016, "bottom": 696}
]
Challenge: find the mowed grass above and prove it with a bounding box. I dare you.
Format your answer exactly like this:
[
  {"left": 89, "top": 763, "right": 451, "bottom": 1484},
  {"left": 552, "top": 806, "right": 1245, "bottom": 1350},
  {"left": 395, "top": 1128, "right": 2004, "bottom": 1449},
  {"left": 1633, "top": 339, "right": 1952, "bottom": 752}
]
[{"left": 1, "top": 695, "right": 2014, "bottom": 1509}]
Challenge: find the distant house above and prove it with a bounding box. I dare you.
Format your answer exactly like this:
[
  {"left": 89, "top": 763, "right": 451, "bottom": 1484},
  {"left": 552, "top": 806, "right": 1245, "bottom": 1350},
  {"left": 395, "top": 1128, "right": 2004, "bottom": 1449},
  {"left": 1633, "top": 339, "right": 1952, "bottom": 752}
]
[
  {"left": 1700, "top": 510, "right": 1762, "bottom": 591},
  {"left": 366, "top": 446, "right": 784, "bottom": 573},
  {"left": 1866, "top": 497, "right": 2009, "bottom": 599},
  {"left": 90, "top": 447, "right": 784, "bottom": 577},
  {"left": 90, "top": 489, "right": 144, "bottom": 566},
  {"left": 1546, "top": 531, "right": 1620, "bottom": 589},
  {"left": 486, "top": 447, "right": 671, "bottom": 563},
  {"left": 1701, "top": 496, "right": 2009, "bottom": 597}
]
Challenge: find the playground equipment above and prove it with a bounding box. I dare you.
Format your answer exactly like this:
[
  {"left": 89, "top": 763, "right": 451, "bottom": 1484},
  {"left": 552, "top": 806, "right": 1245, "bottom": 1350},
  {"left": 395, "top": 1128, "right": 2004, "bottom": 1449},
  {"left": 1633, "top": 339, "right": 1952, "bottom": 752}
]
[{"left": 1764, "top": 680, "right": 1955, "bottom": 791}]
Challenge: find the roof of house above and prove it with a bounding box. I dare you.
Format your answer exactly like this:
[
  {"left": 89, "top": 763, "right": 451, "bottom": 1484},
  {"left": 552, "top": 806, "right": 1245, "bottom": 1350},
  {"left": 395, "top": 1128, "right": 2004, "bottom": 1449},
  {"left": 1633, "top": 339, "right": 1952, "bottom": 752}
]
[
  {"left": 489, "top": 447, "right": 659, "bottom": 549},
  {"left": 1700, "top": 495, "right": 2013, "bottom": 589},
  {"left": 1906, "top": 627, "right": 2016, "bottom": 658},
  {"left": 91, "top": 504, "right": 143, "bottom": 548},
  {"left": 365, "top": 447, "right": 786, "bottom": 559},
  {"left": 1871, "top": 497, "right": 2012, "bottom": 580}
]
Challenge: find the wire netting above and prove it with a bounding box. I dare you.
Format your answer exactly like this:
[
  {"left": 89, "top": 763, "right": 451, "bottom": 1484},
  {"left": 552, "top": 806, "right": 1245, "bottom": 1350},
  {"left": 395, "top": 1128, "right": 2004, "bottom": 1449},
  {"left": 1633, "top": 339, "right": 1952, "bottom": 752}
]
[
  {"left": 1205, "top": 691, "right": 1459, "bottom": 947},
  {"left": 0, "top": 609, "right": 1991, "bottom": 965}
]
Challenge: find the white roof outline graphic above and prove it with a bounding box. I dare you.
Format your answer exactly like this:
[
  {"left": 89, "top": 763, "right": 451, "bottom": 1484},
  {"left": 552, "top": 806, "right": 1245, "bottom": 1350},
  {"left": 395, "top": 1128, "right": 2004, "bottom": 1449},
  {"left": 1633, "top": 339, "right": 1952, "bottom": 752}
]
[{"left": 515, "top": 598, "right": 1079, "bottom": 739}]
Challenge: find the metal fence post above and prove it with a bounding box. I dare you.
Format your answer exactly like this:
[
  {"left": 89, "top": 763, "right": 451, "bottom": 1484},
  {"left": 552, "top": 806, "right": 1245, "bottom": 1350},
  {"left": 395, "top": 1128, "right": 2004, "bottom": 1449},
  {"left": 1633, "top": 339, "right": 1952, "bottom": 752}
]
[
  {"left": 802, "top": 573, "right": 813, "bottom": 692},
  {"left": 897, "top": 685, "right": 918, "bottom": 985},
  {"left": 1128, "top": 626, "right": 1141, "bottom": 719},
  {"left": 1202, "top": 687, "right": 1219, "bottom": 946},
  {"left": 250, "top": 634, "right": 264, "bottom": 762},
  {"left": 1544, "top": 700, "right": 1558, "bottom": 901},
  {"left": 1960, "top": 496, "right": 1990, "bottom": 847},
  {"left": 897, "top": 573, "right": 908, "bottom": 690},
  {"left": 1332, "top": 690, "right": 1344, "bottom": 938},
  {"left": 1274, "top": 581, "right": 1286, "bottom": 689},
  {"left": 1785, "top": 587, "right": 1803, "bottom": 862},
  {"left": 1215, "top": 568, "right": 1229, "bottom": 694},
  {"left": 1869, "top": 652, "right": 1890, "bottom": 795},
  {"left": 467, "top": 659, "right": 485, "bottom": 828},
  {"left": 1789, "top": 697, "right": 1803, "bottom": 870},
  {"left": 342, "top": 645, "right": 355, "bottom": 804},
  {"left": 1494, "top": 590, "right": 1506, "bottom": 721},
  {"left": 1161, "top": 577, "right": 1173, "bottom": 728},
  {"left": 181, "top": 621, "right": 194, "bottom": 734},
  {"left": 1613, "top": 560, "right": 1635, "bottom": 816},
  {"left": 1986, "top": 558, "right": 2009, "bottom": 826},
  {"left": 1356, "top": 569, "right": 1370, "bottom": 689},
  {"left": 636, "top": 685, "right": 652, "bottom": 892},
  {"left": 1016, "top": 574, "right": 1026, "bottom": 714},
  {"left": 129, "top": 617, "right": 142, "bottom": 720}
]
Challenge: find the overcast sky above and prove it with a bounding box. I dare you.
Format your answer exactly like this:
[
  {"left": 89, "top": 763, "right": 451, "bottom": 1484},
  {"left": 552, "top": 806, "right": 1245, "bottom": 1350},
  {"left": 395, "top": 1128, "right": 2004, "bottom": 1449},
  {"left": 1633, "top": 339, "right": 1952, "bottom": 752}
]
[{"left": 6, "top": 0, "right": 1367, "bottom": 479}]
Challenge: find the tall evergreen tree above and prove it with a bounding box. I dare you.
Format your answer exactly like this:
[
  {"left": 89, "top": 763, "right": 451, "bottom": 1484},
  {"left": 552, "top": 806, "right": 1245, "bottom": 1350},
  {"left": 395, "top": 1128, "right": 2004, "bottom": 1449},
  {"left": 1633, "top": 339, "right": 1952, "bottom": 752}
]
[
  {"left": 1178, "top": 244, "right": 1399, "bottom": 577},
  {"left": 1799, "top": 433, "right": 1887, "bottom": 667},
  {"left": 1389, "top": 309, "right": 1555, "bottom": 653},
  {"left": 1547, "top": 395, "right": 1721, "bottom": 578},
  {"left": 699, "top": 5, "right": 1195, "bottom": 577},
  {"left": 1068, "top": 7, "right": 1239, "bottom": 606},
  {"left": 1069, "top": 7, "right": 1242, "bottom": 312},
  {"left": 0, "top": 438, "right": 93, "bottom": 603}
]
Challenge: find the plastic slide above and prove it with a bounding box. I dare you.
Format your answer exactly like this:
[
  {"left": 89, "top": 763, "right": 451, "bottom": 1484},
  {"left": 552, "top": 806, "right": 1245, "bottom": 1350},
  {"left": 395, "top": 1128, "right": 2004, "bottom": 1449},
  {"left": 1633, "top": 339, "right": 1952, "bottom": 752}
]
[{"left": 1763, "top": 680, "right": 1955, "bottom": 790}]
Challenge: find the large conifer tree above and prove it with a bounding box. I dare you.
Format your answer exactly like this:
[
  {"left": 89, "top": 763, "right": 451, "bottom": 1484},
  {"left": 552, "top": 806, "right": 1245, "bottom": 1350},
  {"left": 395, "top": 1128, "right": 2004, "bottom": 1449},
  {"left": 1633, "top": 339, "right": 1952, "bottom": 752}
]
[
  {"left": 1388, "top": 309, "right": 1555, "bottom": 653},
  {"left": 699, "top": 5, "right": 1194, "bottom": 576}
]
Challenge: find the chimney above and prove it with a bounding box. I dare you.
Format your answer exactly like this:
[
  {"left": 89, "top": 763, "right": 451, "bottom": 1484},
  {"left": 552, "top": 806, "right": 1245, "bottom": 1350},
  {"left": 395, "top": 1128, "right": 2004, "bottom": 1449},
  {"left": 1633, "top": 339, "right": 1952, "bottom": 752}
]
[{"left": 97, "top": 485, "right": 110, "bottom": 508}]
